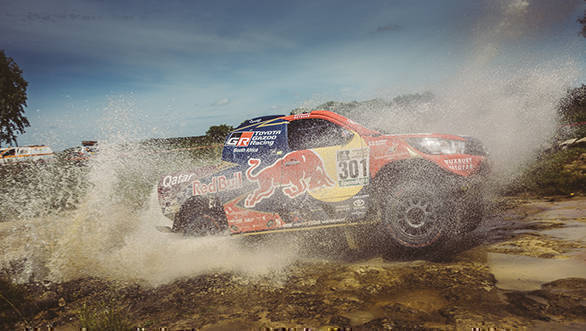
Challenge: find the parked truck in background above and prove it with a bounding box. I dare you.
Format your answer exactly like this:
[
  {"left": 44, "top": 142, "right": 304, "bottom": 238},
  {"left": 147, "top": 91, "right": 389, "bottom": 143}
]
[{"left": 0, "top": 145, "right": 55, "bottom": 165}]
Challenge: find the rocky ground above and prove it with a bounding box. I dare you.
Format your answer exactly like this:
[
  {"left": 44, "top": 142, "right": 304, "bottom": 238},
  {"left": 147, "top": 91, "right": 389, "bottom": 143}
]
[{"left": 2, "top": 196, "right": 586, "bottom": 330}]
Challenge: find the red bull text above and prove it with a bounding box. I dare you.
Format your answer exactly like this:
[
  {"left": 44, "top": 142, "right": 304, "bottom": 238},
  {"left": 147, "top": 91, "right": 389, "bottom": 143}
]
[{"left": 193, "top": 172, "right": 243, "bottom": 196}]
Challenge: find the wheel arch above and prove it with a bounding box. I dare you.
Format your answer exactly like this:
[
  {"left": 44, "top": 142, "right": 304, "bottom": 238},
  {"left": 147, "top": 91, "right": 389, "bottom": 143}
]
[
  {"left": 371, "top": 158, "right": 448, "bottom": 192},
  {"left": 173, "top": 194, "right": 229, "bottom": 235}
]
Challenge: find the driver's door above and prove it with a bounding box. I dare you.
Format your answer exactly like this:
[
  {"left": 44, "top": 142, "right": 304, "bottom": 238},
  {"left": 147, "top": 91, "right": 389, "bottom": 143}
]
[{"left": 282, "top": 118, "right": 369, "bottom": 223}]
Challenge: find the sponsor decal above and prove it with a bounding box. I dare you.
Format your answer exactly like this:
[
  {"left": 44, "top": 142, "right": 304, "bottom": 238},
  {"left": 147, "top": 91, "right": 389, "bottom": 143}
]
[
  {"left": 162, "top": 173, "right": 196, "bottom": 188},
  {"left": 253, "top": 130, "right": 281, "bottom": 136},
  {"left": 226, "top": 131, "right": 254, "bottom": 146},
  {"left": 293, "top": 113, "right": 311, "bottom": 119},
  {"left": 443, "top": 157, "right": 475, "bottom": 171},
  {"left": 249, "top": 129, "right": 281, "bottom": 147},
  {"left": 282, "top": 217, "right": 346, "bottom": 228},
  {"left": 336, "top": 148, "right": 369, "bottom": 187},
  {"left": 234, "top": 147, "right": 259, "bottom": 153},
  {"left": 226, "top": 130, "right": 282, "bottom": 148},
  {"left": 193, "top": 172, "right": 243, "bottom": 196},
  {"left": 244, "top": 150, "right": 335, "bottom": 208},
  {"left": 237, "top": 132, "right": 254, "bottom": 146},
  {"left": 353, "top": 199, "right": 365, "bottom": 208},
  {"left": 335, "top": 205, "right": 352, "bottom": 213}
]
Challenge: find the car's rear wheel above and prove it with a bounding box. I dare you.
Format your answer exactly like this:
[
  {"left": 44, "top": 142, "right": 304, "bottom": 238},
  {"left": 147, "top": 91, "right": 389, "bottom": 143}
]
[
  {"left": 379, "top": 181, "right": 449, "bottom": 248},
  {"left": 173, "top": 197, "right": 228, "bottom": 236}
]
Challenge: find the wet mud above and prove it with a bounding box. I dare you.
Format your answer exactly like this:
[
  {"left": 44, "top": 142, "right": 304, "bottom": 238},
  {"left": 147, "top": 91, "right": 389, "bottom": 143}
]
[{"left": 3, "top": 196, "right": 586, "bottom": 330}]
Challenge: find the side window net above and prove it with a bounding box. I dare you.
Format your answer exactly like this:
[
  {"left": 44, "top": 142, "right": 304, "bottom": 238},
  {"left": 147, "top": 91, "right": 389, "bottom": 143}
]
[{"left": 288, "top": 118, "right": 350, "bottom": 150}]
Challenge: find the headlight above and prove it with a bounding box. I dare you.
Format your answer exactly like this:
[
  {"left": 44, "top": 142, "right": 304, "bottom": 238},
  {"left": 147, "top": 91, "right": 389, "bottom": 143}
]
[{"left": 407, "top": 137, "right": 466, "bottom": 155}]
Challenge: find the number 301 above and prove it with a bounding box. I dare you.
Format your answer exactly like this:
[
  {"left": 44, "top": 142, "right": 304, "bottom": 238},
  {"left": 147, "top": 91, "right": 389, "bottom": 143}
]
[{"left": 338, "top": 159, "right": 367, "bottom": 179}]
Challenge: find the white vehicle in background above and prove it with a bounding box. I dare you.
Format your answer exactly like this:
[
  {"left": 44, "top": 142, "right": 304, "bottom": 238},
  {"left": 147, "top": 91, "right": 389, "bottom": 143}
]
[
  {"left": 0, "top": 145, "right": 55, "bottom": 165},
  {"left": 65, "top": 141, "right": 99, "bottom": 163},
  {"left": 79, "top": 140, "right": 98, "bottom": 156}
]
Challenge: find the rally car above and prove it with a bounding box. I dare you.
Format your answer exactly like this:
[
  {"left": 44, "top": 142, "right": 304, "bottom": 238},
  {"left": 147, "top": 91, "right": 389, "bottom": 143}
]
[{"left": 157, "top": 110, "right": 489, "bottom": 249}]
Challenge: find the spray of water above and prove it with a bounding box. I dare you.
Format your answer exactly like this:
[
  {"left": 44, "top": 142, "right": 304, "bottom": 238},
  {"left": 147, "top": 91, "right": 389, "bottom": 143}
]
[
  {"left": 0, "top": 100, "right": 298, "bottom": 286},
  {"left": 0, "top": 0, "right": 582, "bottom": 286},
  {"left": 312, "top": 0, "right": 581, "bottom": 180},
  {"left": 349, "top": 63, "right": 576, "bottom": 177},
  {"left": 4, "top": 62, "right": 574, "bottom": 285}
]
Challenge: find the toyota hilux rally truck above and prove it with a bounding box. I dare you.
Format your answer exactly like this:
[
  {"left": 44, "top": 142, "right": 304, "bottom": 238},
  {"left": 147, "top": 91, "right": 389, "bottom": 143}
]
[{"left": 157, "top": 111, "right": 488, "bottom": 249}]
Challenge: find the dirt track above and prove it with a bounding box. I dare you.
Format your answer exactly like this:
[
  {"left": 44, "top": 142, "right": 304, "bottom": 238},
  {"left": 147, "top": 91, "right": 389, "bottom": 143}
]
[{"left": 3, "top": 196, "right": 586, "bottom": 330}]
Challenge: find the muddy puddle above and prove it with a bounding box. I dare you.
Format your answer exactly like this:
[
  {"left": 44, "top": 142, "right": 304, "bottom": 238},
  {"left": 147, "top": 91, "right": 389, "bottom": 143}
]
[
  {"left": 543, "top": 220, "right": 586, "bottom": 242},
  {"left": 488, "top": 252, "right": 586, "bottom": 291},
  {"left": 486, "top": 197, "right": 586, "bottom": 291},
  {"left": 2, "top": 196, "right": 586, "bottom": 330}
]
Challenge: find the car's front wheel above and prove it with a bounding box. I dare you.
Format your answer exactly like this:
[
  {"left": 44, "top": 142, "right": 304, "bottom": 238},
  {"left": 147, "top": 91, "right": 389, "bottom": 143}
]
[
  {"left": 173, "top": 197, "right": 228, "bottom": 236},
  {"left": 379, "top": 181, "right": 449, "bottom": 248}
]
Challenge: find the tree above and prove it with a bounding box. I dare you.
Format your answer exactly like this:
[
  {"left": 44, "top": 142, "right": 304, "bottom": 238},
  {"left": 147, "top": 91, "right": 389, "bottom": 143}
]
[
  {"left": 559, "top": 85, "right": 586, "bottom": 123},
  {"left": 205, "top": 124, "right": 233, "bottom": 142},
  {"left": 0, "top": 50, "right": 29, "bottom": 146},
  {"left": 557, "top": 85, "right": 586, "bottom": 139}
]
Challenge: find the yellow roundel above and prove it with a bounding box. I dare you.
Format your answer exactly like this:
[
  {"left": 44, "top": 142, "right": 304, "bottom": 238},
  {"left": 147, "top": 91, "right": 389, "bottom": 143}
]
[{"left": 309, "top": 132, "right": 367, "bottom": 202}]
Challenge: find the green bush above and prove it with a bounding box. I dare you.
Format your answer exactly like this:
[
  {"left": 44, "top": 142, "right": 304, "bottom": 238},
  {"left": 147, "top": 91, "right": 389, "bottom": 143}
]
[{"left": 508, "top": 147, "right": 586, "bottom": 195}]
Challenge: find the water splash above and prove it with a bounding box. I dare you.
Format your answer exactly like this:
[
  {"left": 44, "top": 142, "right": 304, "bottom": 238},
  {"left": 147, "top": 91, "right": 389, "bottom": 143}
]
[
  {"left": 1, "top": 1, "right": 583, "bottom": 285},
  {"left": 0, "top": 100, "right": 298, "bottom": 286},
  {"left": 350, "top": 63, "right": 577, "bottom": 176}
]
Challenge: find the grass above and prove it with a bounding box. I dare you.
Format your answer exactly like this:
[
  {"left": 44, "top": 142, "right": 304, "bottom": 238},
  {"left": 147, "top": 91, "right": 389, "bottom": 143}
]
[
  {"left": 507, "top": 147, "right": 586, "bottom": 196},
  {"left": 78, "top": 299, "right": 133, "bottom": 331}
]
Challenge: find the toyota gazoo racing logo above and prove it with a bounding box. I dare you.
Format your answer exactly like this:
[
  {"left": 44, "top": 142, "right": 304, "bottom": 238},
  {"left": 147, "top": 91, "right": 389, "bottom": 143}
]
[
  {"left": 244, "top": 150, "right": 335, "bottom": 208},
  {"left": 226, "top": 132, "right": 254, "bottom": 147}
]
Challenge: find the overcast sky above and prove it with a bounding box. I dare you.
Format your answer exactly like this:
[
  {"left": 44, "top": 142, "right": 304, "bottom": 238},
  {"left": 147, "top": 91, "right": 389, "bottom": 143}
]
[{"left": 1, "top": 0, "right": 584, "bottom": 150}]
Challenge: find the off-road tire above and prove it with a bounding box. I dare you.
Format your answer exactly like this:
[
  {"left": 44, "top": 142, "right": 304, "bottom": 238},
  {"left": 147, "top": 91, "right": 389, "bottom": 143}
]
[
  {"left": 173, "top": 197, "right": 228, "bottom": 236},
  {"left": 378, "top": 180, "right": 450, "bottom": 248}
]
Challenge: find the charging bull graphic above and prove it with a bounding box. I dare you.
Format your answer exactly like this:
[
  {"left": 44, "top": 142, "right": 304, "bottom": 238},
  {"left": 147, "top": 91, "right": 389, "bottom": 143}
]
[{"left": 244, "top": 150, "right": 335, "bottom": 208}]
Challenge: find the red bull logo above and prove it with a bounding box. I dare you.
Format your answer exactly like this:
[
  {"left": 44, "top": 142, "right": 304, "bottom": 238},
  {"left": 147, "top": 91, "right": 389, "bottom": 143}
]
[{"left": 244, "top": 150, "right": 335, "bottom": 208}]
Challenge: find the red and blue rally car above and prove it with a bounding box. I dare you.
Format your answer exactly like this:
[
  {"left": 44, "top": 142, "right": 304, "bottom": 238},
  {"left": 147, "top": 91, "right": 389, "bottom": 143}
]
[{"left": 157, "top": 110, "right": 488, "bottom": 248}]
